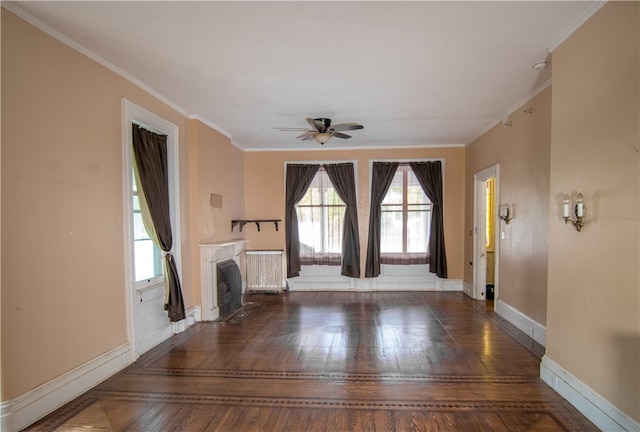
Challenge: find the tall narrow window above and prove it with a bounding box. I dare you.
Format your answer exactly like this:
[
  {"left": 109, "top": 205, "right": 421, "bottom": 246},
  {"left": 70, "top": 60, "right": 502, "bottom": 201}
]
[
  {"left": 132, "top": 174, "right": 164, "bottom": 283},
  {"left": 297, "top": 167, "right": 345, "bottom": 265},
  {"left": 380, "top": 164, "right": 431, "bottom": 264}
]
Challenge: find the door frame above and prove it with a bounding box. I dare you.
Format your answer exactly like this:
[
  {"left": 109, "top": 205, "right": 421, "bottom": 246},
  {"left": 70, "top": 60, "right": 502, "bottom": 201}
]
[
  {"left": 472, "top": 164, "right": 500, "bottom": 304},
  {"left": 122, "top": 98, "right": 181, "bottom": 359}
]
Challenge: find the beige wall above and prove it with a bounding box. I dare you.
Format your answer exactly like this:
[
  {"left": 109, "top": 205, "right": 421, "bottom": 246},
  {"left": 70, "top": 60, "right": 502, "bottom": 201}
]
[
  {"left": 192, "top": 119, "right": 246, "bottom": 304},
  {"left": 243, "top": 147, "right": 465, "bottom": 280},
  {"left": 1, "top": 10, "right": 241, "bottom": 400},
  {"left": 195, "top": 120, "right": 246, "bottom": 245},
  {"left": 546, "top": 1, "right": 639, "bottom": 421},
  {"left": 465, "top": 87, "right": 551, "bottom": 325}
]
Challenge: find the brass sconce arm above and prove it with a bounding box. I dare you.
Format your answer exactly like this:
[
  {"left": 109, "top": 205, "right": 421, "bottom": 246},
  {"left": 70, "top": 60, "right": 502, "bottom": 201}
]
[
  {"left": 499, "top": 204, "right": 512, "bottom": 224},
  {"left": 563, "top": 193, "right": 585, "bottom": 232}
]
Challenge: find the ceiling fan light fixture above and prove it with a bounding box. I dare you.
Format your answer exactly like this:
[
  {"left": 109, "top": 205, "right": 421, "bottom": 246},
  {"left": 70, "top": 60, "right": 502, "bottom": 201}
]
[{"left": 314, "top": 132, "right": 332, "bottom": 144}]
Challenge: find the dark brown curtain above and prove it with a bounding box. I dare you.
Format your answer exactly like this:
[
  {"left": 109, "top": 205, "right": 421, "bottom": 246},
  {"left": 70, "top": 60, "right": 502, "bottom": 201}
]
[
  {"left": 364, "top": 162, "right": 399, "bottom": 277},
  {"left": 285, "top": 164, "right": 320, "bottom": 278},
  {"left": 410, "top": 161, "right": 448, "bottom": 279},
  {"left": 132, "top": 124, "right": 186, "bottom": 322},
  {"left": 324, "top": 163, "right": 360, "bottom": 278}
]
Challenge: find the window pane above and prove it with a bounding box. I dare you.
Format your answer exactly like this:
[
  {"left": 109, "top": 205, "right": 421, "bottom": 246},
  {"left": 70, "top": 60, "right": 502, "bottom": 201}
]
[
  {"left": 134, "top": 239, "right": 163, "bottom": 281},
  {"left": 132, "top": 180, "right": 163, "bottom": 282},
  {"left": 133, "top": 212, "right": 149, "bottom": 241},
  {"left": 326, "top": 206, "right": 344, "bottom": 253},
  {"left": 380, "top": 164, "right": 431, "bottom": 259},
  {"left": 298, "top": 206, "right": 323, "bottom": 253},
  {"left": 407, "top": 209, "right": 429, "bottom": 253},
  {"left": 296, "top": 168, "right": 345, "bottom": 264},
  {"left": 381, "top": 210, "right": 403, "bottom": 252},
  {"left": 381, "top": 171, "right": 403, "bottom": 205},
  {"left": 407, "top": 173, "right": 429, "bottom": 204}
]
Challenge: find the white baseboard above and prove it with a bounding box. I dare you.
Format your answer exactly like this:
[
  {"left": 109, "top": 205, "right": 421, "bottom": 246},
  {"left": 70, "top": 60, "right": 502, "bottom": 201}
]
[
  {"left": 462, "top": 280, "right": 473, "bottom": 297},
  {"left": 441, "top": 279, "right": 463, "bottom": 291},
  {"left": 2, "top": 343, "right": 131, "bottom": 432},
  {"left": 288, "top": 265, "right": 461, "bottom": 292},
  {"left": 2, "top": 305, "right": 201, "bottom": 432},
  {"left": 541, "top": 355, "right": 639, "bottom": 432},
  {"left": 172, "top": 305, "right": 201, "bottom": 333},
  {"left": 495, "top": 299, "right": 546, "bottom": 347}
]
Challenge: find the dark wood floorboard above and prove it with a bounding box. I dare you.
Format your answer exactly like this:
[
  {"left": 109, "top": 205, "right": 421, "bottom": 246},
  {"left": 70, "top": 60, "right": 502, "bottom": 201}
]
[{"left": 24, "top": 292, "right": 598, "bottom": 431}]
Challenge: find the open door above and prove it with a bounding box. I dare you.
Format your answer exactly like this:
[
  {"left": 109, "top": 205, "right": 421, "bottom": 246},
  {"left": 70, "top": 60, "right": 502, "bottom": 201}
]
[{"left": 473, "top": 165, "right": 499, "bottom": 303}]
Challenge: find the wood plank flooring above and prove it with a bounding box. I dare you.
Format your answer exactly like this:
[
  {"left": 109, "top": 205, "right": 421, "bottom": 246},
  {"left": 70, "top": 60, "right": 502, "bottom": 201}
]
[{"left": 25, "top": 292, "right": 598, "bottom": 431}]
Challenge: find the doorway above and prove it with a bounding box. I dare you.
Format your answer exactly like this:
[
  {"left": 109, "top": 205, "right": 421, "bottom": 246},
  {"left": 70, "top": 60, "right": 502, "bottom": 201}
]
[{"left": 473, "top": 165, "right": 499, "bottom": 304}]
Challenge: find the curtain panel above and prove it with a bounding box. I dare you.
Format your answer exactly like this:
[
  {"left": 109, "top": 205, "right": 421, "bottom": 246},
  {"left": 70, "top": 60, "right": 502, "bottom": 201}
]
[
  {"left": 324, "top": 163, "right": 360, "bottom": 278},
  {"left": 132, "top": 124, "right": 186, "bottom": 322},
  {"left": 410, "top": 161, "right": 448, "bottom": 279},
  {"left": 364, "top": 162, "right": 399, "bottom": 277},
  {"left": 285, "top": 164, "right": 320, "bottom": 278}
]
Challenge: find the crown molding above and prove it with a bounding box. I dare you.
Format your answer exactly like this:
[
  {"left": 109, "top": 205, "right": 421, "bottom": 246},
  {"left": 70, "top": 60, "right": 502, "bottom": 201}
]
[
  {"left": 547, "top": 1, "right": 607, "bottom": 53},
  {"left": 469, "top": 78, "right": 552, "bottom": 146},
  {"left": 3, "top": 2, "right": 192, "bottom": 119}
]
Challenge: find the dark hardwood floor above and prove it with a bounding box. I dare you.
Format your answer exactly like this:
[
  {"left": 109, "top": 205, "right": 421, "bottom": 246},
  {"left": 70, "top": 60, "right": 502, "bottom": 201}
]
[{"left": 25, "top": 292, "right": 597, "bottom": 431}]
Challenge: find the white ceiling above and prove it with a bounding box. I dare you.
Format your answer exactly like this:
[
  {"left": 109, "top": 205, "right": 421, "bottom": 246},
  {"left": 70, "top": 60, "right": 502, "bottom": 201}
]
[{"left": 7, "top": 1, "right": 602, "bottom": 151}]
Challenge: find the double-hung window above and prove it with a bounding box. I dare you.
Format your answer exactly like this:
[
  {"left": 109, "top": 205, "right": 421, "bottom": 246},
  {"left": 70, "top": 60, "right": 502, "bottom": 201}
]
[
  {"left": 380, "top": 164, "right": 431, "bottom": 264},
  {"left": 297, "top": 167, "right": 345, "bottom": 265},
  {"left": 132, "top": 175, "right": 164, "bottom": 284}
]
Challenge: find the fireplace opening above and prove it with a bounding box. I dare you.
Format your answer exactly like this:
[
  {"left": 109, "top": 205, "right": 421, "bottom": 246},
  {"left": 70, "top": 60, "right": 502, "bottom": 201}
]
[{"left": 217, "top": 259, "right": 242, "bottom": 317}]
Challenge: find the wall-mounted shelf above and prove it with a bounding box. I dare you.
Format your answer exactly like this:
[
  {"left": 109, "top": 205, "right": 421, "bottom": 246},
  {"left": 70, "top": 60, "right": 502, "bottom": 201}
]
[{"left": 231, "top": 219, "right": 281, "bottom": 232}]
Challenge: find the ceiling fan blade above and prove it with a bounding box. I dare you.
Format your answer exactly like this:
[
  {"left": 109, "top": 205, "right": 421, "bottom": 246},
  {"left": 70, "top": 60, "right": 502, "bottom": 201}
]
[
  {"left": 310, "top": 117, "right": 332, "bottom": 133},
  {"left": 296, "top": 131, "right": 315, "bottom": 140},
  {"left": 306, "top": 118, "right": 320, "bottom": 131},
  {"left": 331, "top": 123, "right": 364, "bottom": 132},
  {"left": 332, "top": 132, "right": 352, "bottom": 139}
]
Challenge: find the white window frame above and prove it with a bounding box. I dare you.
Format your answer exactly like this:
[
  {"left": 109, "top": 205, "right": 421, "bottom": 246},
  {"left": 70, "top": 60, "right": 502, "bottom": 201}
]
[
  {"left": 122, "top": 98, "right": 181, "bottom": 352},
  {"left": 297, "top": 166, "right": 346, "bottom": 264}
]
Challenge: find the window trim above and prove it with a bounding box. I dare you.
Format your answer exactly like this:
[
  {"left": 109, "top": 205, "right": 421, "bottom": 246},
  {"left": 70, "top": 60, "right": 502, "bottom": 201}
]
[{"left": 123, "top": 104, "right": 181, "bottom": 290}]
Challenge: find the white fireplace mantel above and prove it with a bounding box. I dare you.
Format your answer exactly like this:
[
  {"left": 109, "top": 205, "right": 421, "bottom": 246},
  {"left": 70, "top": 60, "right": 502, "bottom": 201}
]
[{"left": 199, "top": 239, "right": 249, "bottom": 321}]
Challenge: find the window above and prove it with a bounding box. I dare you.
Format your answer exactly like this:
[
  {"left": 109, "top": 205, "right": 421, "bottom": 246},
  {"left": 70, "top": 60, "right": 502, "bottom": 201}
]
[
  {"left": 296, "top": 167, "right": 345, "bottom": 265},
  {"left": 380, "top": 164, "right": 431, "bottom": 264},
  {"left": 132, "top": 174, "right": 164, "bottom": 283}
]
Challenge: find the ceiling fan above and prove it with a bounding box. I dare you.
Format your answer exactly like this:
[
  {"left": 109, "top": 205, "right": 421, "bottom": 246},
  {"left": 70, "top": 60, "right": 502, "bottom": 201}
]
[{"left": 278, "top": 118, "right": 364, "bottom": 144}]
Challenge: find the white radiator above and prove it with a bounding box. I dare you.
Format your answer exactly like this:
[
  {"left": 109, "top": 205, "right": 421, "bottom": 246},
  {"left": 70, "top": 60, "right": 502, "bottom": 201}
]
[{"left": 245, "top": 250, "right": 285, "bottom": 291}]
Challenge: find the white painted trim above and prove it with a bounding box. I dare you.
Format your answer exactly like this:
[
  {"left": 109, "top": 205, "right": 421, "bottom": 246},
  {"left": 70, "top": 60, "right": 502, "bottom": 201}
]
[
  {"left": 467, "top": 80, "right": 552, "bottom": 145},
  {"left": 244, "top": 143, "right": 466, "bottom": 152},
  {"left": 200, "top": 240, "right": 250, "bottom": 321},
  {"left": 2, "top": 344, "right": 132, "bottom": 432},
  {"left": 541, "top": 355, "right": 639, "bottom": 432},
  {"left": 495, "top": 299, "right": 546, "bottom": 347},
  {"left": 462, "top": 280, "right": 473, "bottom": 297},
  {"left": 122, "top": 98, "right": 182, "bottom": 359},
  {"left": 547, "top": 1, "right": 608, "bottom": 53},
  {"left": 2, "top": 2, "right": 194, "bottom": 123},
  {"left": 188, "top": 305, "right": 202, "bottom": 323},
  {"left": 472, "top": 164, "right": 499, "bottom": 301},
  {"left": 188, "top": 114, "right": 233, "bottom": 140},
  {"left": 287, "top": 265, "right": 461, "bottom": 292},
  {"left": 171, "top": 305, "right": 201, "bottom": 333},
  {"left": 441, "top": 279, "right": 463, "bottom": 292}
]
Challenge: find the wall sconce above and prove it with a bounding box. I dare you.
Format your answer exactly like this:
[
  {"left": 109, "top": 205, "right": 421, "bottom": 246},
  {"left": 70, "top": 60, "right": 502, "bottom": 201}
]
[
  {"left": 563, "top": 193, "right": 585, "bottom": 231},
  {"left": 499, "top": 204, "right": 511, "bottom": 224}
]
